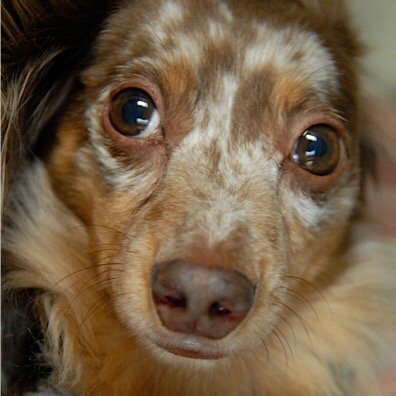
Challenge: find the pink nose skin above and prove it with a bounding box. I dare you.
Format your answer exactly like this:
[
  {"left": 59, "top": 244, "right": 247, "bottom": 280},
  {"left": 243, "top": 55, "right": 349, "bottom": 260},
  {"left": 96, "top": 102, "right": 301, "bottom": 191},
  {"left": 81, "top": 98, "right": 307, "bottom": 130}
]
[{"left": 151, "top": 260, "right": 255, "bottom": 340}]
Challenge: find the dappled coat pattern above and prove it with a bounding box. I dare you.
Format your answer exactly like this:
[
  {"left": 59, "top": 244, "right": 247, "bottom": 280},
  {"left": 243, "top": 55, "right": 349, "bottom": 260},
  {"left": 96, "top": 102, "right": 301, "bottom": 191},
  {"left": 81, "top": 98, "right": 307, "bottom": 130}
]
[{"left": 2, "top": 0, "right": 395, "bottom": 395}]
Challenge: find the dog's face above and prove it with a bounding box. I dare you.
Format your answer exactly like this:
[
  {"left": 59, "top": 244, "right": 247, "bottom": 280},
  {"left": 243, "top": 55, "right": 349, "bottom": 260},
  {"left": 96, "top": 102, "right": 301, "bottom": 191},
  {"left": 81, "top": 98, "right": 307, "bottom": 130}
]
[{"left": 47, "top": 0, "right": 362, "bottom": 361}]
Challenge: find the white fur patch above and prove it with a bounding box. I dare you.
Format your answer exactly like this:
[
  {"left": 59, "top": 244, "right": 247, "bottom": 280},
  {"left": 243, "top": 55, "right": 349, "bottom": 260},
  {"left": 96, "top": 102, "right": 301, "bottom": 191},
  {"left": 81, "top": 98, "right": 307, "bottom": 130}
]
[
  {"left": 200, "top": 191, "right": 248, "bottom": 245},
  {"left": 283, "top": 184, "right": 358, "bottom": 230},
  {"left": 206, "top": 18, "right": 228, "bottom": 42},
  {"left": 243, "top": 25, "right": 339, "bottom": 99},
  {"left": 284, "top": 190, "right": 333, "bottom": 228},
  {"left": 217, "top": 2, "right": 233, "bottom": 23},
  {"left": 146, "top": 1, "right": 186, "bottom": 44},
  {"left": 169, "top": 73, "right": 280, "bottom": 246},
  {"left": 159, "top": 0, "right": 184, "bottom": 23}
]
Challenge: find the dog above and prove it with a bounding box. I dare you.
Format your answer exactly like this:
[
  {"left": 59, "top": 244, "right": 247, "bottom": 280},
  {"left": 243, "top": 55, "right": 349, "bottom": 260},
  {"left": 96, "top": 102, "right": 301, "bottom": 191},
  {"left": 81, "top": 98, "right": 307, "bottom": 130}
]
[{"left": 2, "top": 0, "right": 395, "bottom": 394}]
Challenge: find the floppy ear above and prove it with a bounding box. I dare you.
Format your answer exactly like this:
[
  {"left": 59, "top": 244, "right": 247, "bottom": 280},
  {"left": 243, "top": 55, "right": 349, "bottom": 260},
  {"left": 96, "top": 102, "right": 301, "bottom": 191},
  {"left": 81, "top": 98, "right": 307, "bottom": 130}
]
[
  {"left": 1, "top": 0, "right": 115, "bottom": 208},
  {"left": 1, "top": 2, "right": 115, "bottom": 392}
]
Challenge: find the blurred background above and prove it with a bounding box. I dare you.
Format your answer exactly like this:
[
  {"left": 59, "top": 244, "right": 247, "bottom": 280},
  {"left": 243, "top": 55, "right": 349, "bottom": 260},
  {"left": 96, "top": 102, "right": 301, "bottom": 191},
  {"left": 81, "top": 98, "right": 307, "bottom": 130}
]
[
  {"left": 349, "top": 2, "right": 396, "bottom": 395},
  {"left": 349, "top": 0, "right": 396, "bottom": 237},
  {"left": 349, "top": 0, "right": 396, "bottom": 104}
]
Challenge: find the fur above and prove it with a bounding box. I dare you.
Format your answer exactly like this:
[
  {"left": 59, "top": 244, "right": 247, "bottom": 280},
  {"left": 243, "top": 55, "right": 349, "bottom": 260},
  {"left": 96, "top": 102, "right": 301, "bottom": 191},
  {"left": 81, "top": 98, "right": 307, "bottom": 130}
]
[{"left": 2, "top": 0, "right": 395, "bottom": 395}]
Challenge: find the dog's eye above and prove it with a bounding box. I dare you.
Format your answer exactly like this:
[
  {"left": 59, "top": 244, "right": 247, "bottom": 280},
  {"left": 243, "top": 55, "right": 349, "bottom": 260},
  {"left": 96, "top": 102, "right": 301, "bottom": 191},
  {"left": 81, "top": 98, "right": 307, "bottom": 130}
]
[
  {"left": 109, "top": 88, "right": 160, "bottom": 137},
  {"left": 291, "top": 125, "right": 342, "bottom": 175}
]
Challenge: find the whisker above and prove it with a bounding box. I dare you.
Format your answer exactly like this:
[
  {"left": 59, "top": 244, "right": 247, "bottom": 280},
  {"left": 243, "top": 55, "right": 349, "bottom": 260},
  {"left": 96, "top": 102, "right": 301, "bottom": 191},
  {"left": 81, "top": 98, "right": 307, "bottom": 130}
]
[
  {"left": 285, "top": 275, "right": 331, "bottom": 312},
  {"left": 275, "top": 325, "right": 294, "bottom": 364},
  {"left": 271, "top": 328, "right": 289, "bottom": 371},
  {"left": 260, "top": 339, "right": 271, "bottom": 366},
  {"left": 277, "top": 285, "right": 321, "bottom": 325},
  {"left": 79, "top": 264, "right": 125, "bottom": 288},
  {"left": 276, "top": 300, "right": 315, "bottom": 346},
  {"left": 81, "top": 283, "right": 120, "bottom": 325},
  {"left": 54, "top": 263, "right": 124, "bottom": 287},
  {"left": 61, "top": 223, "right": 132, "bottom": 241},
  {"left": 71, "top": 274, "right": 123, "bottom": 303},
  {"left": 279, "top": 315, "right": 297, "bottom": 346}
]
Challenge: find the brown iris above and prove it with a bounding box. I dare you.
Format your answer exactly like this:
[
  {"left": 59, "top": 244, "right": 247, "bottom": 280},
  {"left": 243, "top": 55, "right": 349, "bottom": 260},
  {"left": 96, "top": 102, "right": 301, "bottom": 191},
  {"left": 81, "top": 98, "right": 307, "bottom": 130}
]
[
  {"left": 291, "top": 125, "right": 341, "bottom": 176},
  {"left": 108, "top": 88, "right": 159, "bottom": 137}
]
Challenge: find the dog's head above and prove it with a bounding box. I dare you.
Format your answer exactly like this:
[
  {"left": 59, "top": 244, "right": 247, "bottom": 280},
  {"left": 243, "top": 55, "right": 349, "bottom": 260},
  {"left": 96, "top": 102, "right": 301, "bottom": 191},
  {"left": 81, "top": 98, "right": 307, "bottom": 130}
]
[{"left": 12, "top": 0, "right": 366, "bottom": 362}]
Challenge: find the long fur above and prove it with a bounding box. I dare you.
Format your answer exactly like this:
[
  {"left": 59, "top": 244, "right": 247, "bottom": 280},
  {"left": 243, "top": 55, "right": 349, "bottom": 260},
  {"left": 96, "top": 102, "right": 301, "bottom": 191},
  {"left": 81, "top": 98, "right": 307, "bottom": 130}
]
[{"left": 2, "top": 1, "right": 395, "bottom": 395}]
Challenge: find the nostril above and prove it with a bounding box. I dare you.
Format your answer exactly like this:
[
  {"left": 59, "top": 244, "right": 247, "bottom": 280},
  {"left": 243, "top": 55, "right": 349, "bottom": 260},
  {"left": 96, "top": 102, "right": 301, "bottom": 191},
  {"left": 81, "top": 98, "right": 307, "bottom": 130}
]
[
  {"left": 165, "top": 292, "right": 187, "bottom": 308},
  {"left": 154, "top": 289, "right": 187, "bottom": 309},
  {"left": 209, "top": 301, "right": 233, "bottom": 317},
  {"left": 152, "top": 260, "right": 255, "bottom": 339}
]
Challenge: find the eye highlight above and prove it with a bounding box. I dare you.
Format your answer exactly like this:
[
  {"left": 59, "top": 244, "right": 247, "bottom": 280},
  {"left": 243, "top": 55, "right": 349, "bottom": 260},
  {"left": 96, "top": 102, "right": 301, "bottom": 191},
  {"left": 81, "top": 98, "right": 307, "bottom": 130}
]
[
  {"left": 291, "top": 125, "right": 342, "bottom": 176},
  {"left": 108, "top": 88, "right": 160, "bottom": 138}
]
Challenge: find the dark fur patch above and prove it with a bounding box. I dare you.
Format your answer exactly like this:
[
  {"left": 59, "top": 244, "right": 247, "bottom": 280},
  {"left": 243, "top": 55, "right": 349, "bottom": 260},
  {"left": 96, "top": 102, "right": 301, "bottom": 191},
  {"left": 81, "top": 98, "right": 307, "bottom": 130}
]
[
  {"left": 1, "top": 284, "right": 50, "bottom": 395},
  {"left": 1, "top": 0, "right": 117, "bottom": 207},
  {"left": 1, "top": 1, "right": 117, "bottom": 392}
]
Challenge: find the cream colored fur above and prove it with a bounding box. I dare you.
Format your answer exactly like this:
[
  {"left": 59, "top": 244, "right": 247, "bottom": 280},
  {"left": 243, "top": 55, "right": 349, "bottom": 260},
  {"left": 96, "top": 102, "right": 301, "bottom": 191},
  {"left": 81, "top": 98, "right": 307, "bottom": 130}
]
[
  {"left": 3, "top": 162, "right": 395, "bottom": 395},
  {"left": 3, "top": 1, "right": 396, "bottom": 394}
]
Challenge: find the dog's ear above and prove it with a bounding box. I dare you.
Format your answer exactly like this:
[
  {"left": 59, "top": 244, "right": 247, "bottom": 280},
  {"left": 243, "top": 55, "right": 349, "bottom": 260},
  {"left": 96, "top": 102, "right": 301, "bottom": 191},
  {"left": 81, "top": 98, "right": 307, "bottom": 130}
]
[
  {"left": 1, "top": 0, "right": 116, "bottom": 209},
  {"left": 1, "top": 4, "right": 118, "bottom": 390}
]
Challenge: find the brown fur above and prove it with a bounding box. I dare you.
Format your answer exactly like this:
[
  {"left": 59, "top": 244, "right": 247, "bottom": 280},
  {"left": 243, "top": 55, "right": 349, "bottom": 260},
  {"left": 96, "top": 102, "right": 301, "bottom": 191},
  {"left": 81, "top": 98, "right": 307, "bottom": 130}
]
[{"left": 2, "top": 1, "right": 395, "bottom": 395}]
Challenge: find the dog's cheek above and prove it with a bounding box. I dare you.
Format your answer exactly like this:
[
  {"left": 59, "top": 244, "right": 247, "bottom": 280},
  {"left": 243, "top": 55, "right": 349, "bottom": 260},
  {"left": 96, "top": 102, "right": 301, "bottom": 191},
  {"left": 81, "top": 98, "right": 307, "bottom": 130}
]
[
  {"left": 46, "top": 119, "right": 100, "bottom": 225},
  {"left": 47, "top": 116, "right": 164, "bottom": 228},
  {"left": 279, "top": 182, "right": 359, "bottom": 280}
]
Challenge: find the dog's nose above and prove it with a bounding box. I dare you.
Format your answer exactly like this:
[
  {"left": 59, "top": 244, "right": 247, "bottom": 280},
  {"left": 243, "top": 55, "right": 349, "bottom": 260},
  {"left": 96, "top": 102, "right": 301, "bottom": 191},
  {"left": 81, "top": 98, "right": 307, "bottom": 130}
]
[{"left": 151, "top": 260, "right": 255, "bottom": 340}]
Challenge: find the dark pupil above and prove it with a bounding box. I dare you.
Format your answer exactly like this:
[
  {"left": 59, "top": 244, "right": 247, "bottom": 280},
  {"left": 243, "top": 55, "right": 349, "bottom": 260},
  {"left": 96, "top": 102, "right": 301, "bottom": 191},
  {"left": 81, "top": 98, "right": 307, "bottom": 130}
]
[
  {"left": 293, "top": 125, "right": 340, "bottom": 176},
  {"left": 304, "top": 135, "right": 328, "bottom": 158},
  {"left": 121, "top": 96, "right": 152, "bottom": 127},
  {"left": 110, "top": 89, "right": 155, "bottom": 136}
]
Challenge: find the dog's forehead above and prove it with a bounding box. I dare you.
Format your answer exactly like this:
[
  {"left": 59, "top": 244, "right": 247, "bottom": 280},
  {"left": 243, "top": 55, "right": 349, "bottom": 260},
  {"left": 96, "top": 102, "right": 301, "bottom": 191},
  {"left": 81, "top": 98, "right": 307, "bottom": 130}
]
[
  {"left": 83, "top": 0, "right": 350, "bottom": 153},
  {"left": 92, "top": 0, "right": 339, "bottom": 100}
]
